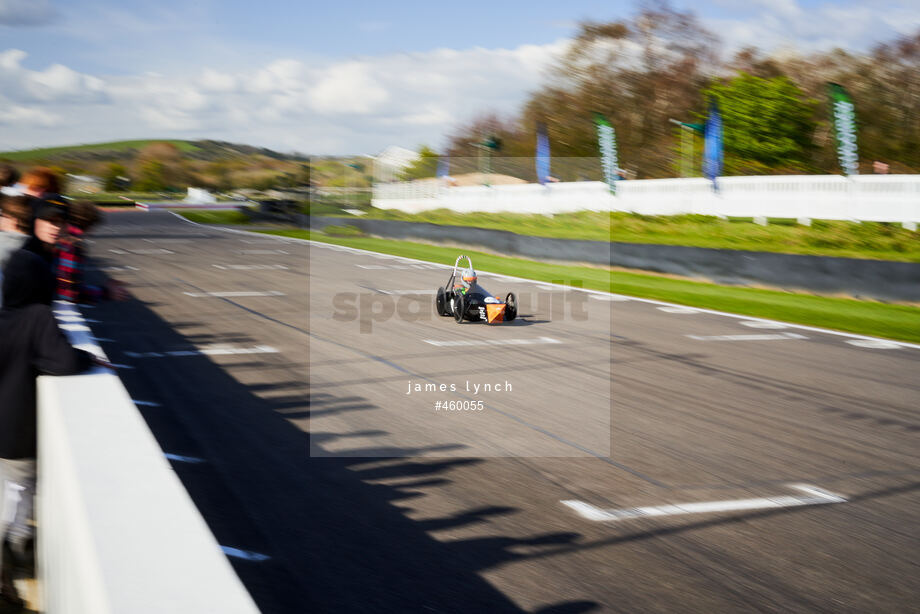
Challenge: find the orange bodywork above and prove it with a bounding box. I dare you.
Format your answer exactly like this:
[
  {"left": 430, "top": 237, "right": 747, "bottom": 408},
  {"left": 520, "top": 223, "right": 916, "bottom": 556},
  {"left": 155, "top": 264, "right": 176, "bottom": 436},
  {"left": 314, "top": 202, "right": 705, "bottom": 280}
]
[{"left": 486, "top": 303, "right": 506, "bottom": 323}]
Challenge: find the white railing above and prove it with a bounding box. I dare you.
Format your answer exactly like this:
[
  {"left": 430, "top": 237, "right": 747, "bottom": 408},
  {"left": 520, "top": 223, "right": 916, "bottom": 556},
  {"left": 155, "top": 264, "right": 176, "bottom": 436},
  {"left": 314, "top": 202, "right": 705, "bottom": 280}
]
[
  {"left": 37, "top": 302, "right": 259, "bottom": 614},
  {"left": 372, "top": 175, "right": 920, "bottom": 226}
]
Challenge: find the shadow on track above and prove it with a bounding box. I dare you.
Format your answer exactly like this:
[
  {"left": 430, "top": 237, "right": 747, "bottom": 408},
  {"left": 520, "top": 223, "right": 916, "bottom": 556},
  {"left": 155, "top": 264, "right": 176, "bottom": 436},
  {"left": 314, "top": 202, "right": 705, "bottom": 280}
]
[{"left": 85, "top": 273, "right": 598, "bottom": 613}]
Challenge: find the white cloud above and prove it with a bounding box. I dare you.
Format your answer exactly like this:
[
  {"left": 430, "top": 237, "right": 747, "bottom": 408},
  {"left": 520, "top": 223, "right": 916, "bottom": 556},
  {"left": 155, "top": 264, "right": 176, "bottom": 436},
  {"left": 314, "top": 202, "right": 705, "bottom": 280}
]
[
  {"left": 0, "top": 49, "right": 106, "bottom": 103},
  {"left": 0, "top": 0, "right": 56, "bottom": 26},
  {"left": 0, "top": 40, "right": 571, "bottom": 153},
  {"left": 705, "top": 1, "right": 920, "bottom": 55},
  {"left": 0, "top": 101, "right": 61, "bottom": 127},
  {"left": 308, "top": 61, "right": 389, "bottom": 114}
]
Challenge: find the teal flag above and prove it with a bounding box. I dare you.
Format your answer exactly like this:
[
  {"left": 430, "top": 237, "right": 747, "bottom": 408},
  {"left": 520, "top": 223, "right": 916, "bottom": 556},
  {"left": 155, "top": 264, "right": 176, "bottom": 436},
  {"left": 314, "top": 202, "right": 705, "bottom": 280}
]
[
  {"left": 594, "top": 114, "right": 619, "bottom": 194},
  {"left": 829, "top": 83, "right": 859, "bottom": 176}
]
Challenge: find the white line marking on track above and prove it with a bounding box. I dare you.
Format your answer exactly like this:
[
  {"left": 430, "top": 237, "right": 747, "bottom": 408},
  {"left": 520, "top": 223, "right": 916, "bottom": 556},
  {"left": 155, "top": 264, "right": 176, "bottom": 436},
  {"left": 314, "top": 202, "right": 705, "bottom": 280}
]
[
  {"left": 212, "top": 264, "right": 289, "bottom": 270},
  {"left": 92, "top": 265, "right": 139, "bottom": 272},
  {"left": 220, "top": 546, "right": 271, "bottom": 562},
  {"left": 845, "top": 339, "right": 903, "bottom": 349},
  {"left": 657, "top": 306, "right": 700, "bottom": 313},
  {"left": 108, "top": 248, "right": 174, "bottom": 255},
  {"left": 591, "top": 294, "right": 631, "bottom": 301},
  {"left": 376, "top": 289, "right": 436, "bottom": 295},
  {"left": 687, "top": 332, "right": 807, "bottom": 341},
  {"left": 183, "top": 291, "right": 286, "bottom": 297},
  {"left": 425, "top": 336, "right": 561, "bottom": 347},
  {"left": 238, "top": 249, "right": 288, "bottom": 255},
  {"left": 562, "top": 484, "right": 846, "bottom": 522},
  {"left": 124, "top": 345, "right": 279, "bottom": 358},
  {"left": 740, "top": 320, "right": 789, "bottom": 329}
]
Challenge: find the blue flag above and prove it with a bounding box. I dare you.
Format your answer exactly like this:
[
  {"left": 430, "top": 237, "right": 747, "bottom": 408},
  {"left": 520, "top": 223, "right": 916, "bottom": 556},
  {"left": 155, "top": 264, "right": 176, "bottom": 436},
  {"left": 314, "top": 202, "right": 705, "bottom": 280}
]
[
  {"left": 703, "top": 100, "right": 723, "bottom": 188},
  {"left": 536, "top": 122, "right": 551, "bottom": 184}
]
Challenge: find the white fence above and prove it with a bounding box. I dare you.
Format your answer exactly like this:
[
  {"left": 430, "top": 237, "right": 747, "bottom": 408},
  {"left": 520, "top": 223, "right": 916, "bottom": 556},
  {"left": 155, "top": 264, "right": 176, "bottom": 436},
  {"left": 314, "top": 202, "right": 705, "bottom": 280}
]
[
  {"left": 37, "top": 302, "right": 259, "bottom": 614},
  {"left": 373, "top": 175, "right": 920, "bottom": 227}
]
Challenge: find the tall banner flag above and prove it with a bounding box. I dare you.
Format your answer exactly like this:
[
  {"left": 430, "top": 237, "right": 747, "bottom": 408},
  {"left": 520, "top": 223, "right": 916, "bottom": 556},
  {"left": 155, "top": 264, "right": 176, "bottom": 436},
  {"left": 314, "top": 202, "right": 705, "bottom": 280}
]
[
  {"left": 437, "top": 155, "right": 449, "bottom": 179},
  {"left": 702, "top": 99, "right": 723, "bottom": 190},
  {"left": 594, "top": 113, "right": 619, "bottom": 194},
  {"left": 536, "top": 122, "right": 551, "bottom": 185},
  {"left": 828, "top": 83, "right": 859, "bottom": 176}
]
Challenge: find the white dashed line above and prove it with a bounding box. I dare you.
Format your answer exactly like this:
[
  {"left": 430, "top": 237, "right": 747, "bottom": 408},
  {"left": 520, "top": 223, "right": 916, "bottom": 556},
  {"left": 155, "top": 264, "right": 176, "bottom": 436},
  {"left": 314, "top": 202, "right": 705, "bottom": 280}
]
[
  {"left": 108, "top": 248, "right": 175, "bottom": 255},
  {"left": 687, "top": 333, "right": 807, "bottom": 341},
  {"left": 657, "top": 306, "right": 700, "bottom": 313},
  {"left": 425, "top": 337, "right": 561, "bottom": 347},
  {"left": 124, "top": 345, "right": 279, "bottom": 358},
  {"left": 591, "top": 295, "right": 631, "bottom": 301},
  {"left": 845, "top": 339, "right": 903, "bottom": 349},
  {"left": 213, "top": 264, "right": 289, "bottom": 270},
  {"left": 562, "top": 484, "right": 846, "bottom": 522},
  {"left": 238, "top": 249, "right": 288, "bottom": 255},
  {"left": 739, "top": 320, "right": 789, "bottom": 329},
  {"left": 183, "top": 291, "right": 286, "bottom": 297}
]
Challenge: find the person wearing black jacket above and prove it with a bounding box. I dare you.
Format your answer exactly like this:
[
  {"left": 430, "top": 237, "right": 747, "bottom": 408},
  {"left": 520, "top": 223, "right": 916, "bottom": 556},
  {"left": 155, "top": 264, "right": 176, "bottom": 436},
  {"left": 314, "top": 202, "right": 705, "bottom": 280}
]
[{"left": 0, "top": 248, "right": 94, "bottom": 612}]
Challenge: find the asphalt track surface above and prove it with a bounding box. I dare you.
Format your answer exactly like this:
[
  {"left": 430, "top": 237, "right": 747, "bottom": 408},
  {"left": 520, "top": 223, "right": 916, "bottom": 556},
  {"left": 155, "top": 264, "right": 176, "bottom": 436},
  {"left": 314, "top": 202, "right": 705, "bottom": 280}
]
[{"left": 83, "top": 210, "right": 918, "bottom": 613}]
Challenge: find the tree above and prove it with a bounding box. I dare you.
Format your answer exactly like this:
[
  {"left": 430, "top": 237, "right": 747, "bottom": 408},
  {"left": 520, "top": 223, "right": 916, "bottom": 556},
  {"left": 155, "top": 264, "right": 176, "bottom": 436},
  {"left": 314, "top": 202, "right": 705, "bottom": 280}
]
[
  {"left": 445, "top": 3, "right": 719, "bottom": 178},
  {"left": 398, "top": 146, "right": 440, "bottom": 180},
  {"left": 702, "top": 73, "right": 819, "bottom": 173},
  {"left": 134, "top": 160, "right": 167, "bottom": 191},
  {"left": 133, "top": 141, "right": 189, "bottom": 189},
  {"left": 103, "top": 163, "right": 130, "bottom": 191}
]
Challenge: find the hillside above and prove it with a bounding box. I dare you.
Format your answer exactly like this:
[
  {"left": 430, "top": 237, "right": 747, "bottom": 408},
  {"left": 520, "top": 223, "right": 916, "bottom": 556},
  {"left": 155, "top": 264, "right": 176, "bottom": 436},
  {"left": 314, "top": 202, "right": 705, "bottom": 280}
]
[
  {"left": 0, "top": 139, "right": 329, "bottom": 193},
  {"left": 0, "top": 139, "right": 309, "bottom": 164}
]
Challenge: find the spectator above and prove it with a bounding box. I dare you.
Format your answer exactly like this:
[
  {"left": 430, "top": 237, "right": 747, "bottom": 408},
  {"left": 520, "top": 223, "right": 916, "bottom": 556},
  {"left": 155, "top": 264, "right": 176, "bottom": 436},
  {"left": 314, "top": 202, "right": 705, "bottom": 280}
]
[
  {"left": 56, "top": 200, "right": 128, "bottom": 303},
  {"left": 0, "top": 166, "right": 19, "bottom": 197},
  {"left": 0, "top": 197, "right": 31, "bottom": 276},
  {"left": 18, "top": 167, "right": 62, "bottom": 200},
  {"left": 21, "top": 201, "right": 66, "bottom": 277},
  {"left": 0, "top": 249, "right": 95, "bottom": 612}
]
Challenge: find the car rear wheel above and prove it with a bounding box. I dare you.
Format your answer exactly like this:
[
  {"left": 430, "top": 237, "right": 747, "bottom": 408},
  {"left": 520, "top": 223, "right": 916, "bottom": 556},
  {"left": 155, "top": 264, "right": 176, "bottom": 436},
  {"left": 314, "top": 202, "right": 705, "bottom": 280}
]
[{"left": 505, "top": 292, "right": 517, "bottom": 321}]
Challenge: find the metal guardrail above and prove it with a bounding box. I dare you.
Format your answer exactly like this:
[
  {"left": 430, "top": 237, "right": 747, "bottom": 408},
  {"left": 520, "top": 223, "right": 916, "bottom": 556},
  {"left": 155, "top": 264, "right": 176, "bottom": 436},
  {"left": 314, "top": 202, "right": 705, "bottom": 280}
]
[{"left": 36, "top": 302, "right": 259, "bottom": 614}]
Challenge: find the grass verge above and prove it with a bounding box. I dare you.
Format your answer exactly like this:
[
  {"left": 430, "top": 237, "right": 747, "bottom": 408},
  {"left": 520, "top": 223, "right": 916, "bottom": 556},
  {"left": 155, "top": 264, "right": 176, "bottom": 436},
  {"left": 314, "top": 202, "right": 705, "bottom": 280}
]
[
  {"left": 176, "top": 209, "right": 250, "bottom": 225},
  {"left": 249, "top": 226, "right": 920, "bottom": 344}
]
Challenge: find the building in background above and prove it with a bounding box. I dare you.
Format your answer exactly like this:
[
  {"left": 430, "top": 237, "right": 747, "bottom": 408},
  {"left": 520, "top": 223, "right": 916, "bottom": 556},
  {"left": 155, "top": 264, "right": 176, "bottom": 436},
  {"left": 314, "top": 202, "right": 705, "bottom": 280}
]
[{"left": 373, "top": 146, "right": 419, "bottom": 183}]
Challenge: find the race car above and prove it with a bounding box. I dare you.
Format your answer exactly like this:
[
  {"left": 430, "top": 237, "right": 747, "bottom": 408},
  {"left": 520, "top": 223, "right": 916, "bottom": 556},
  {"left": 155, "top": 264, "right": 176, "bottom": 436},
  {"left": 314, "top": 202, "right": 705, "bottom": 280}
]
[{"left": 435, "top": 255, "right": 517, "bottom": 324}]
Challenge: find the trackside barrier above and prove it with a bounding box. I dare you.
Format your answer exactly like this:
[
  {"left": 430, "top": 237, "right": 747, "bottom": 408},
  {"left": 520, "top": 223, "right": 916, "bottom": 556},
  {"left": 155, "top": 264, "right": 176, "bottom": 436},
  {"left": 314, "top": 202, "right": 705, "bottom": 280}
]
[
  {"left": 37, "top": 302, "right": 259, "bottom": 614},
  {"left": 373, "top": 175, "right": 920, "bottom": 227}
]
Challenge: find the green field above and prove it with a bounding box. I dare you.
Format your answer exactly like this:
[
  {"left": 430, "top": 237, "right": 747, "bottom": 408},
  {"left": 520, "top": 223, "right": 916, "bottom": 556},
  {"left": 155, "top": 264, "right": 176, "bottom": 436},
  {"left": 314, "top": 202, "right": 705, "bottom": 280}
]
[{"left": 0, "top": 139, "right": 200, "bottom": 161}]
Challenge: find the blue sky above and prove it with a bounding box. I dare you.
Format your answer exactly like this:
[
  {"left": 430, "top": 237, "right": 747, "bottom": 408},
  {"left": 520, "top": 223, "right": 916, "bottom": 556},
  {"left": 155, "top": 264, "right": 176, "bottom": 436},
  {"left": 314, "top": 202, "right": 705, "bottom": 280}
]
[{"left": 1, "top": 0, "right": 918, "bottom": 154}]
